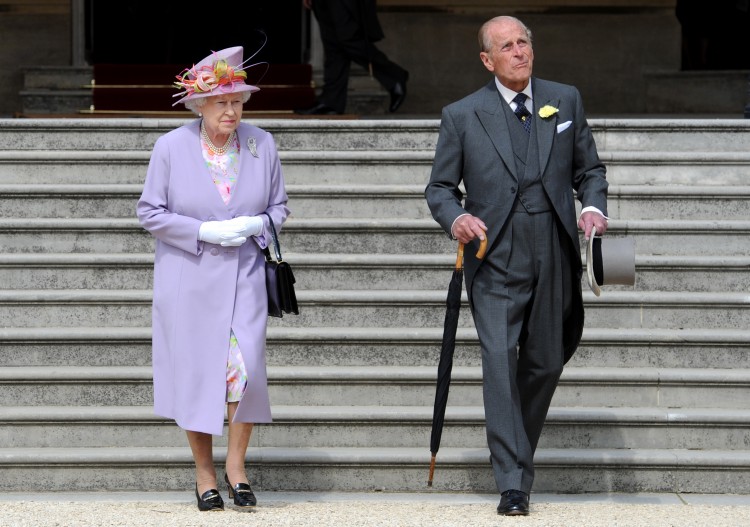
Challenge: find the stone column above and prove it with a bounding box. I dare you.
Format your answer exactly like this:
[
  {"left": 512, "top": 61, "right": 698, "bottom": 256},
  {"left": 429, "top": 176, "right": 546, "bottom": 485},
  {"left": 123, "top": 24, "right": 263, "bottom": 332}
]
[{"left": 71, "top": 0, "right": 86, "bottom": 66}]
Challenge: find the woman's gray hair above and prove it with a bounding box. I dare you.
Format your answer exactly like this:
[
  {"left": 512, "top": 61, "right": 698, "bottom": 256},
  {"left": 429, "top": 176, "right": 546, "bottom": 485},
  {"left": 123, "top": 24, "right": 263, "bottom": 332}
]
[
  {"left": 183, "top": 91, "right": 253, "bottom": 115},
  {"left": 478, "top": 16, "right": 533, "bottom": 52}
]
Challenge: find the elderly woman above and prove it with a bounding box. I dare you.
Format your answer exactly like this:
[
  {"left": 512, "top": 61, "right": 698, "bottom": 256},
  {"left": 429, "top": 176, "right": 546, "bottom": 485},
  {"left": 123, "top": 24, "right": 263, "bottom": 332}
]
[{"left": 137, "top": 46, "right": 289, "bottom": 511}]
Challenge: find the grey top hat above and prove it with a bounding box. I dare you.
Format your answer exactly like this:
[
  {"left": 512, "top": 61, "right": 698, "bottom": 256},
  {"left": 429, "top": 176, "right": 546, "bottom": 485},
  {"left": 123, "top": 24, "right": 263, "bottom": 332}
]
[{"left": 585, "top": 226, "right": 636, "bottom": 297}]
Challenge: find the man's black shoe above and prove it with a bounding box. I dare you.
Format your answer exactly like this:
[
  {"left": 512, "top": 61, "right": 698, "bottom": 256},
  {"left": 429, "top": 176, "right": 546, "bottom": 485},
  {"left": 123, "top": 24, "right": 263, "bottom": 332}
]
[
  {"left": 388, "top": 80, "right": 407, "bottom": 113},
  {"left": 294, "top": 102, "right": 340, "bottom": 115},
  {"left": 497, "top": 489, "right": 529, "bottom": 516}
]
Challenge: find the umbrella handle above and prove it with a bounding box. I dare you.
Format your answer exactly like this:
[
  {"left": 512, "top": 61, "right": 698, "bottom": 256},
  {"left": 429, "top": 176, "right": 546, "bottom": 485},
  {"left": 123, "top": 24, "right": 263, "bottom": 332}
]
[
  {"left": 476, "top": 236, "right": 488, "bottom": 259},
  {"left": 456, "top": 237, "right": 489, "bottom": 269}
]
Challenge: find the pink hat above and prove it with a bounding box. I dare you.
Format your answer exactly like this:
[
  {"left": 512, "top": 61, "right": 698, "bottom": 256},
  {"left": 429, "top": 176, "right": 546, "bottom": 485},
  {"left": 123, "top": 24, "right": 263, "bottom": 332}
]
[{"left": 172, "top": 46, "right": 260, "bottom": 106}]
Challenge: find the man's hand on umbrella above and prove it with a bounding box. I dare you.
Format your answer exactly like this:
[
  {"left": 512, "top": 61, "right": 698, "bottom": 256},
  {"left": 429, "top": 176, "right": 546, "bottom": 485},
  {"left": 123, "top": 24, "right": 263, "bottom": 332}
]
[
  {"left": 452, "top": 214, "right": 487, "bottom": 244},
  {"left": 578, "top": 210, "right": 608, "bottom": 239}
]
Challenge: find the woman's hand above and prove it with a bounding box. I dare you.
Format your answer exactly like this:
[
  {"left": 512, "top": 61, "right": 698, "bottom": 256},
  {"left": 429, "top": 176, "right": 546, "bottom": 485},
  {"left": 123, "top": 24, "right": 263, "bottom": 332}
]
[
  {"left": 226, "top": 216, "right": 263, "bottom": 238},
  {"left": 198, "top": 220, "right": 247, "bottom": 247}
]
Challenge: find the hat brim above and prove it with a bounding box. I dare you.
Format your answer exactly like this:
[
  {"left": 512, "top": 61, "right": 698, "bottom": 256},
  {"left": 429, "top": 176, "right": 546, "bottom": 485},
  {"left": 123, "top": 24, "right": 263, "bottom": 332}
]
[
  {"left": 586, "top": 226, "right": 637, "bottom": 297},
  {"left": 173, "top": 46, "right": 261, "bottom": 106},
  {"left": 176, "top": 83, "right": 260, "bottom": 105},
  {"left": 586, "top": 226, "right": 602, "bottom": 297}
]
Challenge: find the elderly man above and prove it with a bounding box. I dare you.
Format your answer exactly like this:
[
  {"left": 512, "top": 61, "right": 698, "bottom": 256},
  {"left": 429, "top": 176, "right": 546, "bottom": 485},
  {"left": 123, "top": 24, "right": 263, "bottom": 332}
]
[{"left": 425, "top": 16, "right": 608, "bottom": 516}]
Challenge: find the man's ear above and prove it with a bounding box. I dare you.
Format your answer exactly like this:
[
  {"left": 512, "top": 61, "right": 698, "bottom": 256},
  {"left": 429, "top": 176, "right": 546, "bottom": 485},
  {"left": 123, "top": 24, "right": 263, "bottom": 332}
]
[{"left": 479, "top": 52, "right": 494, "bottom": 73}]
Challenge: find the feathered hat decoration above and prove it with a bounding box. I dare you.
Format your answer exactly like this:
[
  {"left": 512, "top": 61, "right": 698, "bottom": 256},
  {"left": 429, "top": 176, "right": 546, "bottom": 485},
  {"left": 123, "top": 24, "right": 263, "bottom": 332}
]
[{"left": 172, "top": 36, "right": 268, "bottom": 106}]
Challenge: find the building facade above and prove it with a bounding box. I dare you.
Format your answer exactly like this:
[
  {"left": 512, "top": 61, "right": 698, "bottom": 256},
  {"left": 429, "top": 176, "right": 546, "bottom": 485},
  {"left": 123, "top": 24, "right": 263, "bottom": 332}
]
[{"left": 5, "top": 0, "right": 750, "bottom": 117}]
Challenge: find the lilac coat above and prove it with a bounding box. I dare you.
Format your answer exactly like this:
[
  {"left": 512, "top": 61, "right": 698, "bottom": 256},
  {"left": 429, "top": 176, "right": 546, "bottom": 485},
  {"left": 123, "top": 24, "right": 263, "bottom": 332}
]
[{"left": 137, "top": 120, "right": 289, "bottom": 436}]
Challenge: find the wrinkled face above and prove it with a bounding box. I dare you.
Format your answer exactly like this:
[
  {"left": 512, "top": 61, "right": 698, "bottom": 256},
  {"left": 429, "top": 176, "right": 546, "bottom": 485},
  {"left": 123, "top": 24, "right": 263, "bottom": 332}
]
[
  {"left": 480, "top": 19, "right": 534, "bottom": 92},
  {"left": 200, "top": 92, "right": 244, "bottom": 139}
]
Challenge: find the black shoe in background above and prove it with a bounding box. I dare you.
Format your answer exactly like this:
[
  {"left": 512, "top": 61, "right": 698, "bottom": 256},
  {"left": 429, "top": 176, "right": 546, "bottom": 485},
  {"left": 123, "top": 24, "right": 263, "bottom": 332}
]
[
  {"left": 388, "top": 78, "right": 408, "bottom": 113},
  {"left": 294, "top": 102, "right": 340, "bottom": 115}
]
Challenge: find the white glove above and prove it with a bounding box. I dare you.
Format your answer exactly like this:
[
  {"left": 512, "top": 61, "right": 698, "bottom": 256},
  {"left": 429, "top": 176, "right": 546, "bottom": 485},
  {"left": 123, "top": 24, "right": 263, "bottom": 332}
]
[
  {"left": 217, "top": 236, "right": 247, "bottom": 247},
  {"left": 225, "top": 216, "right": 264, "bottom": 238},
  {"left": 198, "top": 221, "right": 247, "bottom": 247}
]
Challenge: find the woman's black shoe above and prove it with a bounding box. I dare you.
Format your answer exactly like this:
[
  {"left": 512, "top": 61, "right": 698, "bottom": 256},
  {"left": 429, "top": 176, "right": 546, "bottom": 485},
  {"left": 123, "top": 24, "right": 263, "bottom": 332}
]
[
  {"left": 195, "top": 485, "right": 224, "bottom": 511},
  {"left": 225, "top": 473, "right": 257, "bottom": 507}
]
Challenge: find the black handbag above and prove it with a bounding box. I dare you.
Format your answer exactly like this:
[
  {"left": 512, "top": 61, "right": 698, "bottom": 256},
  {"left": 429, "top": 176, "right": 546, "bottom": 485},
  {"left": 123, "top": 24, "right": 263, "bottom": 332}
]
[{"left": 262, "top": 213, "right": 299, "bottom": 317}]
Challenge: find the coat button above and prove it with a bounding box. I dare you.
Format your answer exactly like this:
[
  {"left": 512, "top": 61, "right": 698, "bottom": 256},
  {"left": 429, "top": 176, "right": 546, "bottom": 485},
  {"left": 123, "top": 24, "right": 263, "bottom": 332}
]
[
  {"left": 210, "top": 247, "right": 219, "bottom": 256},
  {"left": 510, "top": 187, "right": 516, "bottom": 194}
]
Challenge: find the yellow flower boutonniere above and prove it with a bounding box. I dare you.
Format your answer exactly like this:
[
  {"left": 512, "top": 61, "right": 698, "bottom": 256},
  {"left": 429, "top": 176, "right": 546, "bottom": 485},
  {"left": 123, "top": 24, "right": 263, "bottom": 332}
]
[{"left": 538, "top": 105, "right": 559, "bottom": 119}]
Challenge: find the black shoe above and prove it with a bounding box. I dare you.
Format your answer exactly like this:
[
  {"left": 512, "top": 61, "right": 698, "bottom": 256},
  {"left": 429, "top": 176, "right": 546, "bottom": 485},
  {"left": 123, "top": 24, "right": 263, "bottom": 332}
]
[
  {"left": 497, "top": 489, "right": 529, "bottom": 516},
  {"left": 225, "top": 473, "right": 257, "bottom": 508},
  {"left": 388, "top": 78, "right": 408, "bottom": 113},
  {"left": 294, "top": 102, "right": 340, "bottom": 115},
  {"left": 195, "top": 485, "right": 224, "bottom": 511}
]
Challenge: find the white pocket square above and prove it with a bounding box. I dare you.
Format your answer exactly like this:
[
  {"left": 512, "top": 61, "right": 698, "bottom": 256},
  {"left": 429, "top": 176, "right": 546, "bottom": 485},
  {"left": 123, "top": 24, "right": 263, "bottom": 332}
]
[{"left": 556, "top": 121, "right": 572, "bottom": 133}]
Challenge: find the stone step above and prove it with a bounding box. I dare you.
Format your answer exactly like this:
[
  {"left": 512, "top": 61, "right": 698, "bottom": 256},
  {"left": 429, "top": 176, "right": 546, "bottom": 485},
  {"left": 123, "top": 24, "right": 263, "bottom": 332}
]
[
  {"left": 606, "top": 185, "right": 750, "bottom": 220},
  {"left": 1, "top": 119, "right": 749, "bottom": 188},
  {"left": 3, "top": 149, "right": 750, "bottom": 187},
  {"left": 285, "top": 183, "right": 750, "bottom": 220},
  {"left": 2, "top": 366, "right": 749, "bottom": 409},
  {"left": 19, "top": 89, "right": 91, "bottom": 115},
  {"left": 2, "top": 405, "right": 748, "bottom": 451},
  {"left": 1, "top": 183, "right": 748, "bottom": 220},
  {"left": 581, "top": 290, "right": 750, "bottom": 330},
  {"left": 602, "top": 151, "right": 750, "bottom": 186},
  {"left": 0, "top": 150, "right": 150, "bottom": 184},
  {"left": 0, "top": 289, "right": 746, "bottom": 330},
  {"left": 274, "top": 218, "right": 750, "bottom": 256},
  {"left": 286, "top": 151, "right": 750, "bottom": 187},
  {"left": 2, "top": 118, "right": 749, "bottom": 155},
  {"left": 594, "top": 119, "right": 750, "bottom": 153},
  {"left": 23, "top": 66, "right": 93, "bottom": 90},
  {"left": 262, "top": 219, "right": 750, "bottom": 256},
  {"left": 1, "top": 326, "right": 748, "bottom": 369},
  {"left": 1, "top": 445, "right": 749, "bottom": 493},
  {"left": 0, "top": 119, "right": 440, "bottom": 152},
  {"left": 0, "top": 184, "right": 143, "bottom": 218},
  {"left": 0, "top": 252, "right": 747, "bottom": 293},
  {"left": 0, "top": 253, "right": 155, "bottom": 290},
  {"left": 1, "top": 218, "right": 748, "bottom": 255}
]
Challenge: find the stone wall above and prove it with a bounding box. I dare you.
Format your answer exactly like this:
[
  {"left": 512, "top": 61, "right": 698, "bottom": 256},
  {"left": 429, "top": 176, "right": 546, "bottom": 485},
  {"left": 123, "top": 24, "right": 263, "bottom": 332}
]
[
  {"left": 8, "top": 0, "right": 747, "bottom": 117},
  {"left": 0, "top": 1, "right": 70, "bottom": 117},
  {"left": 375, "top": 2, "right": 681, "bottom": 115}
]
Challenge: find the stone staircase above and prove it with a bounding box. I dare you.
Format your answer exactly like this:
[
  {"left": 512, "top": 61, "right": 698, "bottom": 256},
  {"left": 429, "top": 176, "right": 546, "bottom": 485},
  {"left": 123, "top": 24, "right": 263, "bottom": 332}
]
[{"left": 0, "top": 118, "right": 749, "bottom": 494}]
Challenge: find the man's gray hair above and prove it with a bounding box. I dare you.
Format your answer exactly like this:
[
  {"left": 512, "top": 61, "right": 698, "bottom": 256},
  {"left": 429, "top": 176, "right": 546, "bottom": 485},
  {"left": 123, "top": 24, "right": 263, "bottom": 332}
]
[{"left": 478, "top": 16, "right": 533, "bottom": 52}]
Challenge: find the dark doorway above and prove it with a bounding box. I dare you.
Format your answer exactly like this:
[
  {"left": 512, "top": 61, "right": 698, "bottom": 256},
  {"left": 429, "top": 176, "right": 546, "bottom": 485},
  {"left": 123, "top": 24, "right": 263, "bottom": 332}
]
[
  {"left": 676, "top": 0, "right": 750, "bottom": 70},
  {"left": 83, "top": 1, "right": 314, "bottom": 113},
  {"left": 86, "top": 1, "right": 306, "bottom": 66}
]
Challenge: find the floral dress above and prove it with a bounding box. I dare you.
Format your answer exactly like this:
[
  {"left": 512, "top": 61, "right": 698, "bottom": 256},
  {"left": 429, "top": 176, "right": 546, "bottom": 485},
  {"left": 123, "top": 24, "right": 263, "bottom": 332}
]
[{"left": 201, "top": 131, "right": 247, "bottom": 403}]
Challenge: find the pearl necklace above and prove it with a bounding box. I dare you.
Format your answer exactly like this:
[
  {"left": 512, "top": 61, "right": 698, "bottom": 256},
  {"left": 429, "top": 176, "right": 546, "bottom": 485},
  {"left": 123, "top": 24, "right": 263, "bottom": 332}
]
[{"left": 200, "top": 122, "right": 236, "bottom": 156}]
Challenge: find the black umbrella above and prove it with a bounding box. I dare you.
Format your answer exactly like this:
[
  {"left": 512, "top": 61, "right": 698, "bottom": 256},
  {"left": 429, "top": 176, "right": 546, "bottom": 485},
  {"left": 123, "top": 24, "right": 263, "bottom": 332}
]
[{"left": 428, "top": 236, "right": 488, "bottom": 487}]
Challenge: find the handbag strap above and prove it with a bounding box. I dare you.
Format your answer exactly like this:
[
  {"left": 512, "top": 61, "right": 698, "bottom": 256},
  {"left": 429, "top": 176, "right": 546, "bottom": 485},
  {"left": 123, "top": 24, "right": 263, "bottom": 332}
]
[{"left": 262, "top": 212, "right": 283, "bottom": 262}]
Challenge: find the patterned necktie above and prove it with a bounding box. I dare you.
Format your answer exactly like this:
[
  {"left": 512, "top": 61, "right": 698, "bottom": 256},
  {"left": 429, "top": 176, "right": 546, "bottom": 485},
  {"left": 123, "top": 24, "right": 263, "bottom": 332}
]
[{"left": 512, "top": 93, "right": 532, "bottom": 134}]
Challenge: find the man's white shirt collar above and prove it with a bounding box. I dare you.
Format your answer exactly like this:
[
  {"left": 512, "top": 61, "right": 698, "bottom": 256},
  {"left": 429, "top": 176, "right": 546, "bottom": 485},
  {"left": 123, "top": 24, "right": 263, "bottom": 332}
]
[{"left": 495, "top": 77, "right": 533, "bottom": 110}]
